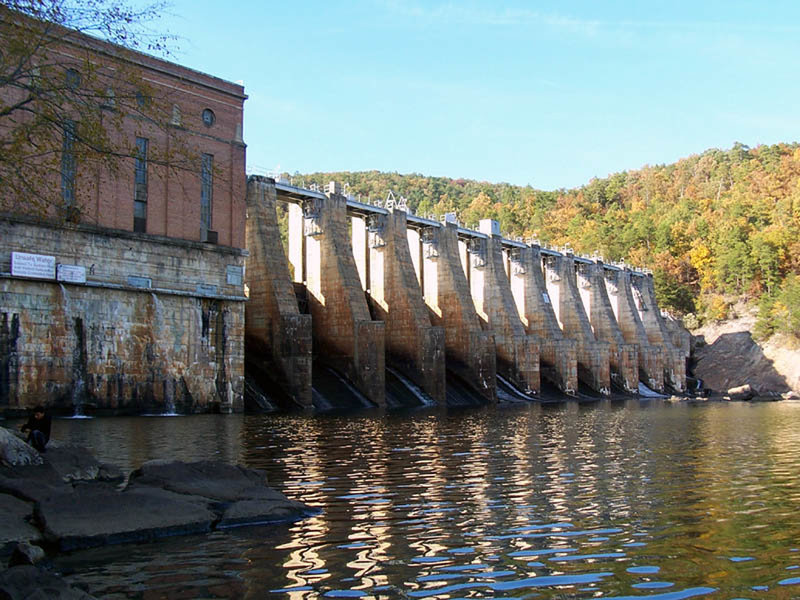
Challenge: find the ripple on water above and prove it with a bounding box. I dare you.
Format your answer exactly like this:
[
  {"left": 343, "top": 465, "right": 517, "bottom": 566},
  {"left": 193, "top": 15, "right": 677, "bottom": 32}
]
[
  {"left": 633, "top": 581, "right": 674, "bottom": 589},
  {"left": 627, "top": 566, "right": 660, "bottom": 574},
  {"left": 602, "top": 587, "right": 716, "bottom": 599},
  {"left": 47, "top": 402, "right": 800, "bottom": 599}
]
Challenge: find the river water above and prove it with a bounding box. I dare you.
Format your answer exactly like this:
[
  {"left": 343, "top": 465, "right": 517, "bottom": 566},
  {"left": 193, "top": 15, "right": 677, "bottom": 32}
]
[{"left": 46, "top": 399, "right": 800, "bottom": 599}]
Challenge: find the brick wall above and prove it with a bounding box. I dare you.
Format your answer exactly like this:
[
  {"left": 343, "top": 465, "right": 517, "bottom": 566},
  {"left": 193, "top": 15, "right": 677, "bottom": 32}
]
[{"left": 0, "top": 17, "right": 247, "bottom": 249}]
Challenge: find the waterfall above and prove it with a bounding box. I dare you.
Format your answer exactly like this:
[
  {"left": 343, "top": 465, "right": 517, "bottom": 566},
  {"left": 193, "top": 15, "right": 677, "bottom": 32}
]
[
  {"left": 150, "top": 293, "right": 178, "bottom": 416},
  {"left": 60, "top": 284, "right": 92, "bottom": 418}
]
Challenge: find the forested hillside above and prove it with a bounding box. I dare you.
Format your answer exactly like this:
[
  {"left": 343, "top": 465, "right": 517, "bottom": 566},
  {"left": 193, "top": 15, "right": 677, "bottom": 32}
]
[{"left": 288, "top": 142, "right": 800, "bottom": 340}]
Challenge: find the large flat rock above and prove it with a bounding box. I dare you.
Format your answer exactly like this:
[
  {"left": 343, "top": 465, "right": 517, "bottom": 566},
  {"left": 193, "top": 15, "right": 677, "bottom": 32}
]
[
  {"left": 2, "top": 451, "right": 313, "bottom": 553},
  {"left": 0, "top": 462, "right": 72, "bottom": 504},
  {"left": 128, "top": 459, "right": 271, "bottom": 501},
  {"left": 0, "top": 494, "right": 40, "bottom": 554},
  {"left": 36, "top": 485, "right": 217, "bottom": 551},
  {"left": 129, "top": 459, "right": 311, "bottom": 529}
]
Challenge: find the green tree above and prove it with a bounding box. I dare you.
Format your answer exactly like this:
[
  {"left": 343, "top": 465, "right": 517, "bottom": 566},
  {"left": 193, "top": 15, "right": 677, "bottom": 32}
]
[{"left": 774, "top": 274, "right": 800, "bottom": 338}]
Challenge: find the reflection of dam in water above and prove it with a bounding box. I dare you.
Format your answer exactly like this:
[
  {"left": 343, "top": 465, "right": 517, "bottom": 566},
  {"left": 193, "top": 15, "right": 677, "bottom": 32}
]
[
  {"left": 49, "top": 401, "right": 800, "bottom": 598},
  {"left": 244, "top": 176, "right": 689, "bottom": 411}
]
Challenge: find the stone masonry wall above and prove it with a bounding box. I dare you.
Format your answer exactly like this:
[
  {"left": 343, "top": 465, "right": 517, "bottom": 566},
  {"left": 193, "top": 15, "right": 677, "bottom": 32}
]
[
  {"left": 367, "top": 210, "right": 446, "bottom": 404},
  {"left": 473, "top": 235, "right": 539, "bottom": 394},
  {"left": 244, "top": 177, "right": 312, "bottom": 409},
  {"left": 544, "top": 254, "right": 610, "bottom": 395},
  {"left": 605, "top": 268, "right": 664, "bottom": 392},
  {"left": 302, "top": 192, "right": 385, "bottom": 407},
  {"left": 509, "top": 246, "right": 578, "bottom": 394},
  {"left": 0, "top": 217, "right": 245, "bottom": 414},
  {"left": 426, "top": 223, "right": 497, "bottom": 402},
  {"left": 580, "top": 261, "right": 639, "bottom": 393}
]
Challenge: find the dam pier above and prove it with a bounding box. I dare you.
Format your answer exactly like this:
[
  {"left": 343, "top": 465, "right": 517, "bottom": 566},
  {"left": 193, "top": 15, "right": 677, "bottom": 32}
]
[{"left": 245, "top": 176, "right": 688, "bottom": 410}]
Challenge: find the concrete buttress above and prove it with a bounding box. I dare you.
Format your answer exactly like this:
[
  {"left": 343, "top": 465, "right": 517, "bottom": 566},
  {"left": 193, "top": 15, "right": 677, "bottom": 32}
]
[
  {"left": 352, "top": 210, "right": 446, "bottom": 404},
  {"left": 631, "top": 275, "right": 686, "bottom": 392},
  {"left": 470, "top": 222, "right": 539, "bottom": 395},
  {"left": 509, "top": 245, "right": 578, "bottom": 394},
  {"left": 604, "top": 268, "right": 664, "bottom": 392},
  {"left": 420, "top": 222, "right": 497, "bottom": 402},
  {"left": 543, "top": 253, "right": 611, "bottom": 395},
  {"left": 244, "top": 176, "right": 313, "bottom": 408},
  {"left": 292, "top": 189, "right": 386, "bottom": 406},
  {"left": 576, "top": 260, "right": 639, "bottom": 393}
]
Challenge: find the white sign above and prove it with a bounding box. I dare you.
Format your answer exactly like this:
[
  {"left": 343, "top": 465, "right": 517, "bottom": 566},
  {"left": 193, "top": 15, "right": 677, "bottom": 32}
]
[
  {"left": 542, "top": 292, "right": 551, "bottom": 304},
  {"left": 11, "top": 252, "right": 55, "bottom": 279},
  {"left": 57, "top": 264, "right": 86, "bottom": 283},
  {"left": 226, "top": 265, "right": 243, "bottom": 286}
]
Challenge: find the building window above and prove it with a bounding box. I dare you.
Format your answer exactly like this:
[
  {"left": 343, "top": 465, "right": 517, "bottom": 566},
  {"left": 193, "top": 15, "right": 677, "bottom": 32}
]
[
  {"left": 65, "top": 68, "right": 81, "bottom": 89},
  {"left": 201, "top": 153, "right": 213, "bottom": 239},
  {"left": 102, "top": 86, "right": 116, "bottom": 110},
  {"left": 202, "top": 108, "right": 215, "bottom": 127},
  {"left": 171, "top": 104, "right": 182, "bottom": 126},
  {"left": 135, "top": 90, "right": 149, "bottom": 109},
  {"left": 61, "top": 119, "right": 76, "bottom": 207},
  {"left": 133, "top": 137, "right": 148, "bottom": 233}
]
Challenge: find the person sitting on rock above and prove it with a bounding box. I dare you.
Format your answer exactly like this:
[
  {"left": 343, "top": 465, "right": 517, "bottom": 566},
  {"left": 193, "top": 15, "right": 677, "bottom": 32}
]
[{"left": 20, "top": 405, "right": 51, "bottom": 452}]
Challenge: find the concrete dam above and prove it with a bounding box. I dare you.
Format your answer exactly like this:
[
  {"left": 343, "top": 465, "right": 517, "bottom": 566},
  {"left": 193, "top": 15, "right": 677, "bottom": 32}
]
[{"left": 244, "top": 176, "right": 688, "bottom": 410}]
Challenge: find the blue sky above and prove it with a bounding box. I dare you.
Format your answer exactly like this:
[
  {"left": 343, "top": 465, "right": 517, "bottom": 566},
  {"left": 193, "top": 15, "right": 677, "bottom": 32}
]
[{"left": 158, "top": 1, "right": 800, "bottom": 190}]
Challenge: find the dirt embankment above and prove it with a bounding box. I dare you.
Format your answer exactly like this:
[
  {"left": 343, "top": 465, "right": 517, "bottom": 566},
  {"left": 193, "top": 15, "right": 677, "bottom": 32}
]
[{"left": 690, "top": 305, "right": 800, "bottom": 395}]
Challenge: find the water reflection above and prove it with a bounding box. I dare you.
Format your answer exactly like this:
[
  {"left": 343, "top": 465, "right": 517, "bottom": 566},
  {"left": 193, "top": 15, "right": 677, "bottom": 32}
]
[{"left": 50, "top": 401, "right": 800, "bottom": 599}]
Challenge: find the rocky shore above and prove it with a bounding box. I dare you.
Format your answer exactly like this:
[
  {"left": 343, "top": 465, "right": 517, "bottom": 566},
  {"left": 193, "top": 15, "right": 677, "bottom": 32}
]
[
  {"left": 690, "top": 305, "right": 800, "bottom": 398},
  {"left": 0, "top": 426, "right": 313, "bottom": 599}
]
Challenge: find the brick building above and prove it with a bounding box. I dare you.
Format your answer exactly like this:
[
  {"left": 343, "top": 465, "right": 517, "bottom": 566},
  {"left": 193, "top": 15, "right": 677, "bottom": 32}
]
[{"left": 0, "top": 14, "right": 248, "bottom": 414}]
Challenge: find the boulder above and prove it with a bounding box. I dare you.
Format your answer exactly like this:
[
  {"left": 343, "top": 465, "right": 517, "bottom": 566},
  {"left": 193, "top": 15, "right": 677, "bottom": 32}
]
[
  {"left": 727, "top": 384, "right": 755, "bottom": 401},
  {"left": 0, "top": 494, "right": 41, "bottom": 555},
  {"left": 128, "top": 460, "right": 311, "bottom": 528},
  {"left": 8, "top": 541, "right": 46, "bottom": 567},
  {"left": 0, "top": 565, "right": 97, "bottom": 599},
  {"left": 219, "top": 494, "right": 310, "bottom": 528},
  {"left": 0, "top": 427, "right": 42, "bottom": 467},
  {"left": 35, "top": 484, "right": 217, "bottom": 551},
  {"left": 44, "top": 445, "right": 124, "bottom": 485}
]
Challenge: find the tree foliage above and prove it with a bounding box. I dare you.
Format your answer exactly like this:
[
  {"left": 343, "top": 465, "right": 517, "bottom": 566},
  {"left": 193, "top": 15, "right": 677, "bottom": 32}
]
[
  {"left": 292, "top": 142, "right": 800, "bottom": 336},
  {"left": 0, "top": 0, "right": 178, "bottom": 219}
]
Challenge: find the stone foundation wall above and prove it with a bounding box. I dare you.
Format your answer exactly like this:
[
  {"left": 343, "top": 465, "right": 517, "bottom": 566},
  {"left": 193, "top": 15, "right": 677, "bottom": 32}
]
[{"left": 0, "top": 217, "right": 245, "bottom": 414}]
